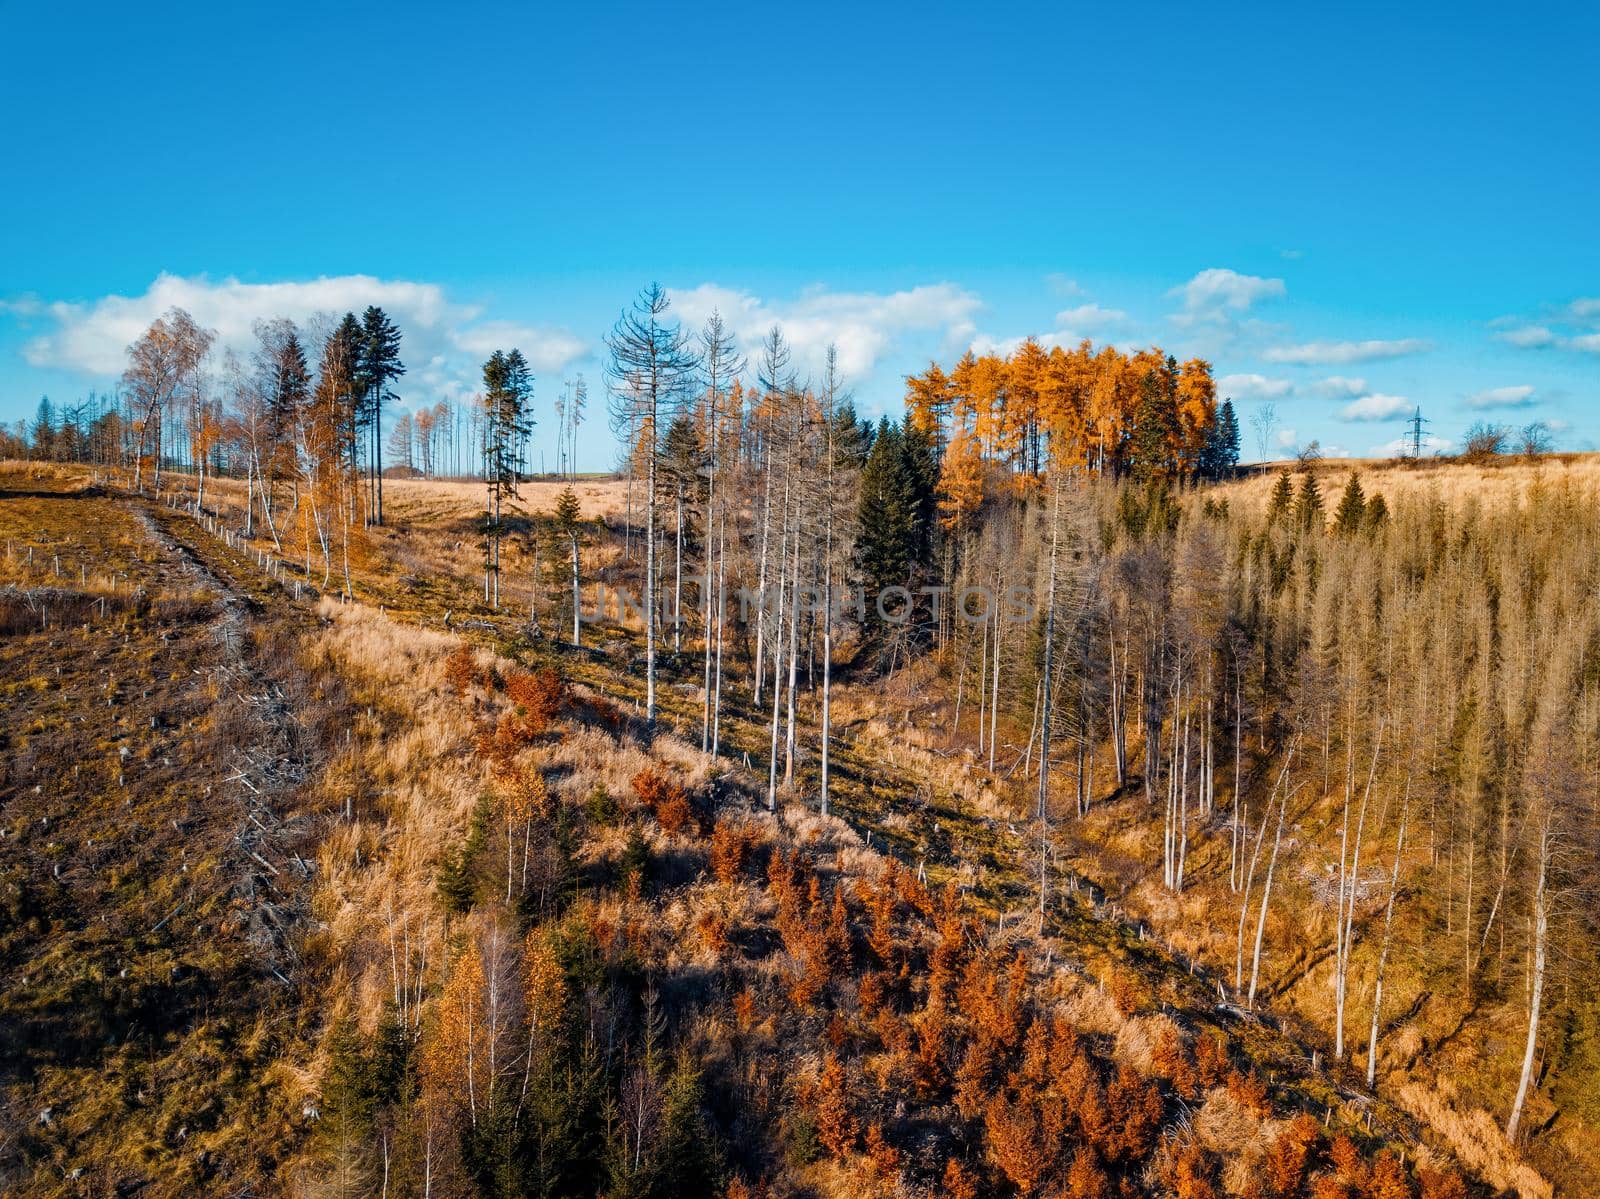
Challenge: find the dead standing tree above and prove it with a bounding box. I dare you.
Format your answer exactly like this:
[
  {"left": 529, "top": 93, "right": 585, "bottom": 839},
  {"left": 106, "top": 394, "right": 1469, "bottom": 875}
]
[{"left": 605, "top": 284, "right": 700, "bottom": 734}]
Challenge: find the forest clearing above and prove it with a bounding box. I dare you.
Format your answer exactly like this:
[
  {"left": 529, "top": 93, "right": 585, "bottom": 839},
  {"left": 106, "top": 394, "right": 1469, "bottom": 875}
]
[{"left": 4, "top": 362, "right": 1596, "bottom": 1199}]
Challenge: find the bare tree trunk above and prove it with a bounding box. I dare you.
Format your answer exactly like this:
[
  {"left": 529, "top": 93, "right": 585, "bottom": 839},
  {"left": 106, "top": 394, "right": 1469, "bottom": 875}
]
[
  {"left": 1367, "top": 777, "right": 1409, "bottom": 1087},
  {"left": 1249, "top": 777, "right": 1296, "bottom": 1009},
  {"left": 1336, "top": 723, "right": 1384, "bottom": 1058},
  {"left": 1507, "top": 818, "right": 1551, "bottom": 1142}
]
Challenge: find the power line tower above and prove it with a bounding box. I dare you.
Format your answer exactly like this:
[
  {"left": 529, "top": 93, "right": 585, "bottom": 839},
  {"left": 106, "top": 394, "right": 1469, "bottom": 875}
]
[{"left": 1404, "top": 406, "right": 1429, "bottom": 458}]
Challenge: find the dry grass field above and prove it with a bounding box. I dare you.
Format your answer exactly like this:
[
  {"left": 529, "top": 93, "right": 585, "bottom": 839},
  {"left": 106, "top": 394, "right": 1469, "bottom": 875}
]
[{"left": 3, "top": 455, "right": 1580, "bottom": 1198}]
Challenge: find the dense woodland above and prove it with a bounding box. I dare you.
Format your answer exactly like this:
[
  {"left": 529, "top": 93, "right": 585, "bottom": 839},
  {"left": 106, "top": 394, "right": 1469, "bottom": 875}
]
[{"left": 1, "top": 285, "right": 1595, "bottom": 1199}]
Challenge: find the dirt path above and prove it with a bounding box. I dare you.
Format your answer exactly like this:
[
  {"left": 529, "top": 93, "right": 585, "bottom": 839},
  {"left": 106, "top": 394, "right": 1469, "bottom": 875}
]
[{"left": 133, "top": 503, "right": 318, "bottom": 970}]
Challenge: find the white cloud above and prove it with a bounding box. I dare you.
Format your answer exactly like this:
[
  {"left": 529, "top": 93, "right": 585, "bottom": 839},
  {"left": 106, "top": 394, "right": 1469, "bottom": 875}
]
[
  {"left": 1218, "top": 373, "right": 1293, "bottom": 400},
  {"left": 1274, "top": 428, "right": 1298, "bottom": 448},
  {"left": 1312, "top": 375, "right": 1368, "bottom": 397},
  {"left": 1263, "top": 338, "right": 1433, "bottom": 365},
  {"left": 667, "top": 281, "right": 982, "bottom": 382},
  {"left": 451, "top": 321, "right": 589, "bottom": 374},
  {"left": 1369, "top": 433, "right": 1455, "bottom": 457},
  {"left": 1339, "top": 393, "right": 1413, "bottom": 422},
  {"left": 1168, "top": 268, "right": 1285, "bottom": 327},
  {"left": 1054, "top": 302, "right": 1128, "bottom": 330},
  {"left": 22, "top": 272, "right": 470, "bottom": 376},
  {"left": 1494, "top": 324, "right": 1557, "bottom": 349},
  {"left": 1465, "top": 384, "right": 1537, "bottom": 409},
  {"left": 1492, "top": 299, "right": 1600, "bottom": 353},
  {"left": 13, "top": 272, "right": 591, "bottom": 412}
]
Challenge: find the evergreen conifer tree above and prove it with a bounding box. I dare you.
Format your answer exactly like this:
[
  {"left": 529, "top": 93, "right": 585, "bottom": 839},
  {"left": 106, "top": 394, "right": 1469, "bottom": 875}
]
[
  {"left": 1267, "top": 469, "right": 1295, "bottom": 523},
  {"left": 357, "top": 306, "right": 405, "bottom": 524},
  {"left": 1333, "top": 471, "right": 1367, "bottom": 534},
  {"left": 1294, "top": 471, "right": 1325, "bottom": 531}
]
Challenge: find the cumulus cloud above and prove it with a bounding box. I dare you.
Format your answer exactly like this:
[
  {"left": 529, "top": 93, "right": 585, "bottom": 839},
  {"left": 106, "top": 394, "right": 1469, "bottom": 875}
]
[
  {"left": 1465, "top": 384, "right": 1537, "bottom": 409},
  {"left": 969, "top": 295, "right": 1135, "bottom": 359},
  {"left": 1338, "top": 393, "right": 1413, "bottom": 422},
  {"left": 1494, "top": 324, "right": 1558, "bottom": 349},
  {"left": 1168, "top": 268, "right": 1285, "bottom": 327},
  {"left": 667, "top": 281, "right": 982, "bottom": 382},
  {"left": 1263, "top": 338, "right": 1432, "bottom": 365},
  {"left": 1054, "top": 302, "right": 1128, "bottom": 331},
  {"left": 1311, "top": 375, "right": 1368, "bottom": 397},
  {"left": 20, "top": 272, "right": 472, "bottom": 376},
  {"left": 1491, "top": 298, "right": 1600, "bottom": 353},
  {"left": 1218, "top": 373, "right": 1293, "bottom": 400},
  {"left": 451, "top": 321, "right": 590, "bottom": 374},
  {"left": 13, "top": 272, "right": 592, "bottom": 409},
  {"left": 1369, "top": 433, "right": 1455, "bottom": 457}
]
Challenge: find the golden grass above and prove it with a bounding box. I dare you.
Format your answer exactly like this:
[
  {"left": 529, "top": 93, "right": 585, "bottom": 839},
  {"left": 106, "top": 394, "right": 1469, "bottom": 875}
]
[
  {"left": 1218, "top": 453, "right": 1600, "bottom": 516},
  {"left": 1394, "top": 1076, "right": 1553, "bottom": 1199}
]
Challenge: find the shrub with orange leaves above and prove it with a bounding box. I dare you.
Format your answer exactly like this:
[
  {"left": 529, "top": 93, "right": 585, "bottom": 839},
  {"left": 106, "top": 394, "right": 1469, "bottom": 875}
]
[
  {"left": 859, "top": 874, "right": 899, "bottom": 967},
  {"left": 985, "top": 1092, "right": 1049, "bottom": 1196},
  {"left": 632, "top": 766, "right": 694, "bottom": 836},
  {"left": 1151, "top": 1021, "right": 1200, "bottom": 1098},
  {"left": 695, "top": 906, "right": 730, "bottom": 955},
  {"left": 1108, "top": 969, "right": 1147, "bottom": 1016},
  {"left": 444, "top": 642, "right": 479, "bottom": 695},
  {"left": 1066, "top": 1146, "right": 1110, "bottom": 1199},
  {"left": 505, "top": 667, "right": 567, "bottom": 733},
  {"left": 1100, "top": 1064, "right": 1163, "bottom": 1164},
  {"left": 1416, "top": 1166, "right": 1466, "bottom": 1199},
  {"left": 943, "top": 1158, "right": 981, "bottom": 1199},
  {"left": 1265, "top": 1113, "right": 1323, "bottom": 1198},
  {"left": 863, "top": 1121, "right": 901, "bottom": 1181},
  {"left": 1194, "top": 1030, "right": 1230, "bottom": 1089},
  {"left": 732, "top": 988, "right": 758, "bottom": 1032},
  {"left": 813, "top": 1053, "right": 859, "bottom": 1159},
  {"left": 1362, "top": 1152, "right": 1413, "bottom": 1199},
  {"left": 710, "top": 816, "right": 751, "bottom": 886},
  {"left": 1328, "top": 1135, "right": 1366, "bottom": 1187},
  {"left": 1172, "top": 1141, "right": 1220, "bottom": 1199},
  {"left": 912, "top": 1005, "right": 950, "bottom": 1098},
  {"left": 1227, "top": 1068, "right": 1274, "bottom": 1118}
]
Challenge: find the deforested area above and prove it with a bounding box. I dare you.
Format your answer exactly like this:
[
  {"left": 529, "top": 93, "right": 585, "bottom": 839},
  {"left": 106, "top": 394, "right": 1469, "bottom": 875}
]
[{"left": 2, "top": 280, "right": 1597, "bottom": 1199}]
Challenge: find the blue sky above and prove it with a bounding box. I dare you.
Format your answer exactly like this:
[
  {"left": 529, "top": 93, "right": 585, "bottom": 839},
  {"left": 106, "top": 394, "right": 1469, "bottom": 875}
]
[{"left": 3, "top": 1, "right": 1596, "bottom": 466}]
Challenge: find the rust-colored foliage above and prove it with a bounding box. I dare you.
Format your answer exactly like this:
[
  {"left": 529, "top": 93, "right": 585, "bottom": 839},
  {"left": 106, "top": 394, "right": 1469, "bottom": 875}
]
[
  {"left": 631, "top": 766, "right": 693, "bottom": 836},
  {"left": 1172, "top": 1141, "right": 1219, "bottom": 1199},
  {"left": 863, "top": 1121, "right": 901, "bottom": 1180},
  {"left": 1066, "top": 1146, "right": 1110, "bottom": 1199},
  {"left": 1416, "top": 1166, "right": 1467, "bottom": 1199},
  {"left": 814, "top": 1053, "right": 859, "bottom": 1159},
  {"left": 1265, "top": 1113, "right": 1323, "bottom": 1198},
  {"left": 1100, "top": 1064, "right": 1163, "bottom": 1164},
  {"left": 444, "top": 642, "right": 478, "bottom": 695},
  {"left": 1361, "top": 1152, "right": 1413, "bottom": 1199},
  {"left": 1194, "top": 1030, "right": 1230, "bottom": 1089},
  {"left": 985, "top": 1092, "right": 1048, "bottom": 1196},
  {"left": 1108, "top": 969, "right": 1146, "bottom": 1016},
  {"left": 478, "top": 670, "right": 568, "bottom": 760},
  {"left": 710, "top": 816, "right": 752, "bottom": 886},
  {"left": 1329, "top": 1135, "right": 1366, "bottom": 1187},
  {"left": 695, "top": 906, "right": 730, "bottom": 955},
  {"left": 1227, "top": 1068, "right": 1274, "bottom": 1117},
  {"left": 859, "top": 873, "right": 900, "bottom": 968},
  {"left": 1151, "top": 1021, "right": 1199, "bottom": 1098},
  {"left": 732, "top": 988, "right": 758, "bottom": 1032},
  {"left": 912, "top": 1004, "right": 950, "bottom": 1098},
  {"left": 506, "top": 667, "right": 567, "bottom": 729},
  {"left": 943, "top": 1158, "right": 981, "bottom": 1199}
]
